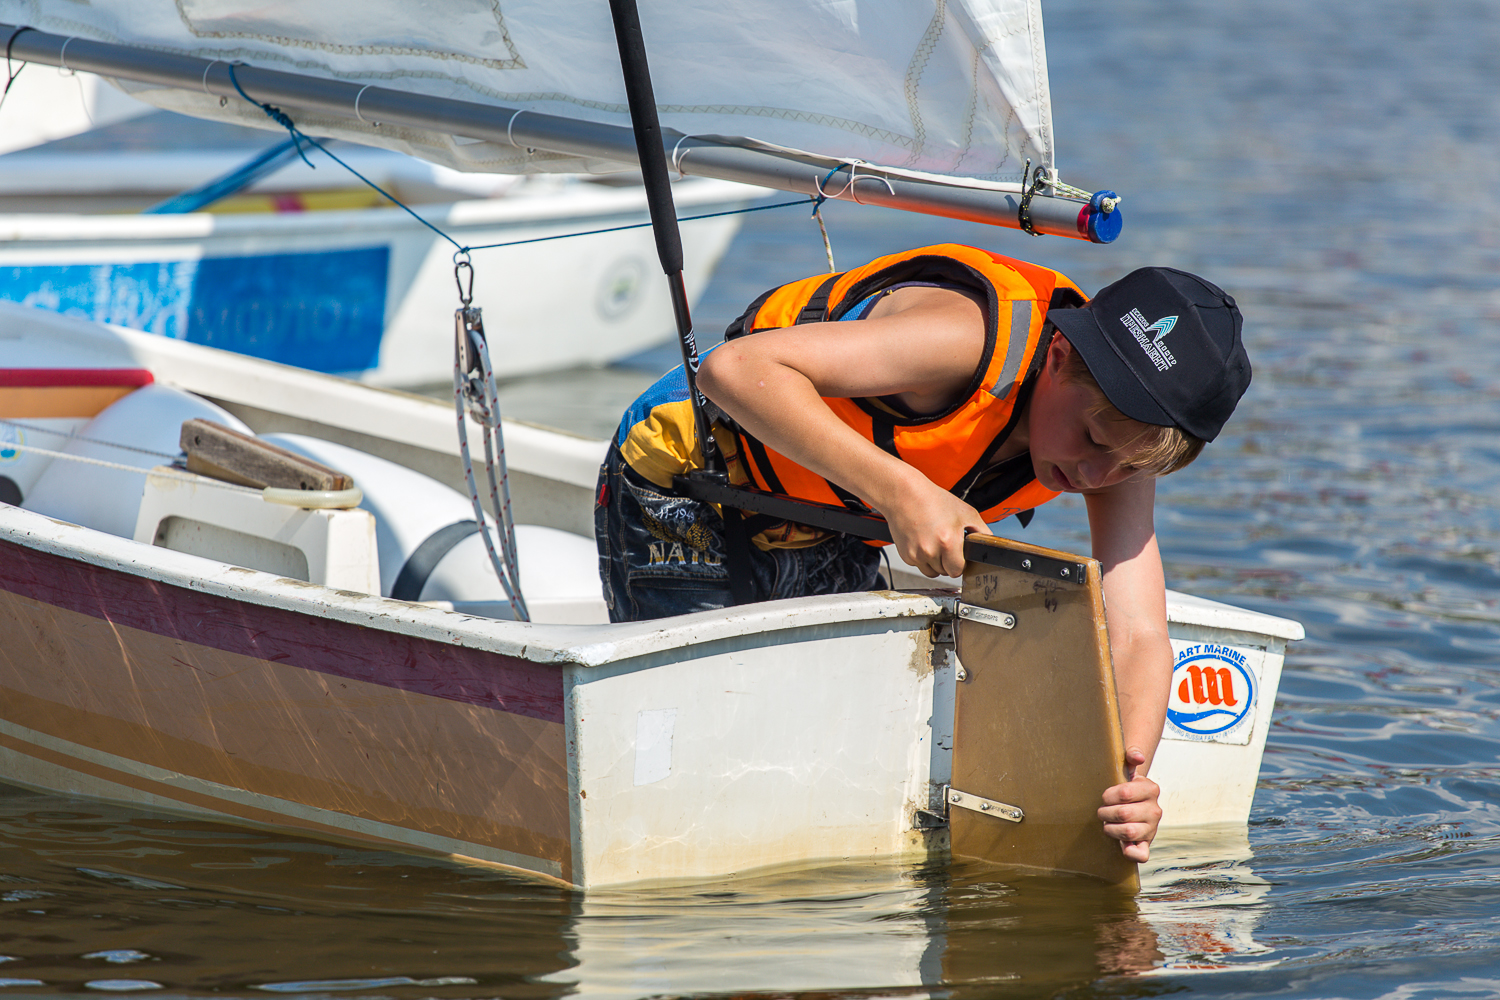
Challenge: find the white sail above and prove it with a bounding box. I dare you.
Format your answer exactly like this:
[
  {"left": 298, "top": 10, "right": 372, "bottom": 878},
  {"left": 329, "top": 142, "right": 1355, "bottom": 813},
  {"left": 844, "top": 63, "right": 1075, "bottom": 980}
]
[{"left": 0, "top": 0, "right": 1053, "bottom": 181}]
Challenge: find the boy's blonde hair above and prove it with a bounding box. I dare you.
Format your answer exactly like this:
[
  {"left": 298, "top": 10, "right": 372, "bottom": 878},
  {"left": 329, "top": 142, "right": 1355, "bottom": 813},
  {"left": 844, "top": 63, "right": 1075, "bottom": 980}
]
[{"left": 1055, "top": 335, "right": 1206, "bottom": 475}]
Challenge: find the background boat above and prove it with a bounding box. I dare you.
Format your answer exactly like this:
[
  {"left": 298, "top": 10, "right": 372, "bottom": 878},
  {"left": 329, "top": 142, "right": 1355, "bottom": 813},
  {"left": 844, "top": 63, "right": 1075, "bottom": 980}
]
[{"left": 0, "top": 101, "right": 759, "bottom": 385}]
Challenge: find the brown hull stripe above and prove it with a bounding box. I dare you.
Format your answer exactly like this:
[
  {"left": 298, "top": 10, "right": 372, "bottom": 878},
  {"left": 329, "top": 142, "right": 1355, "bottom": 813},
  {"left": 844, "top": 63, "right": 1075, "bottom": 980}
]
[{"left": 0, "top": 539, "right": 564, "bottom": 723}]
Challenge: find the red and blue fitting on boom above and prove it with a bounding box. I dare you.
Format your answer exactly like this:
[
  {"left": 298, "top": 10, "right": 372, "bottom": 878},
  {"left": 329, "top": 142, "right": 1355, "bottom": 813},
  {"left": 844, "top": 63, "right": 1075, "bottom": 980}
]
[{"left": 1080, "top": 190, "right": 1123, "bottom": 244}]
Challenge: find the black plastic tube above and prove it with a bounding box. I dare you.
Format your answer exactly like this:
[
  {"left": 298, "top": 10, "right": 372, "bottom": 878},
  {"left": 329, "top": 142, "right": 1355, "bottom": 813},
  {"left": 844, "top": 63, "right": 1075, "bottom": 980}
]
[{"left": 605, "top": 0, "right": 719, "bottom": 471}]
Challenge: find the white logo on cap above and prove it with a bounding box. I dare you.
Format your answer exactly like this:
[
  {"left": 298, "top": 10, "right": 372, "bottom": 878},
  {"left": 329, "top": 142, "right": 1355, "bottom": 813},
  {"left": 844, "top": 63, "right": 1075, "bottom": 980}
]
[{"left": 1121, "top": 308, "right": 1180, "bottom": 372}]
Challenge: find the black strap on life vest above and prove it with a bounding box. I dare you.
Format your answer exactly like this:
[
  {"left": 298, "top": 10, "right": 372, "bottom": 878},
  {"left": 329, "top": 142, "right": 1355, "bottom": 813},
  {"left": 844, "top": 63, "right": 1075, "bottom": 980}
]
[
  {"left": 962, "top": 454, "right": 1040, "bottom": 529},
  {"left": 826, "top": 481, "right": 874, "bottom": 512},
  {"left": 736, "top": 420, "right": 874, "bottom": 518},
  {"left": 870, "top": 415, "right": 899, "bottom": 457},
  {"left": 796, "top": 274, "right": 840, "bottom": 325},
  {"left": 724, "top": 273, "right": 841, "bottom": 341},
  {"left": 723, "top": 286, "right": 777, "bottom": 341},
  {"left": 737, "top": 430, "right": 787, "bottom": 494},
  {"left": 949, "top": 324, "right": 1053, "bottom": 501}
]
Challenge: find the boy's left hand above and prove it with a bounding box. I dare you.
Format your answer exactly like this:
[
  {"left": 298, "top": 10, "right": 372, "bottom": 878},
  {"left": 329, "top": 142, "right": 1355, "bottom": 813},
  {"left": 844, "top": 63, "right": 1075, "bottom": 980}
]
[{"left": 1098, "top": 747, "right": 1162, "bottom": 863}]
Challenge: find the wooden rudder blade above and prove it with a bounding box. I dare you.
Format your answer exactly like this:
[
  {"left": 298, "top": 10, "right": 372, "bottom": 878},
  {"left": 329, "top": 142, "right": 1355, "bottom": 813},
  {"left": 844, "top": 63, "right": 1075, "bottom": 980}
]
[{"left": 949, "top": 533, "right": 1138, "bottom": 889}]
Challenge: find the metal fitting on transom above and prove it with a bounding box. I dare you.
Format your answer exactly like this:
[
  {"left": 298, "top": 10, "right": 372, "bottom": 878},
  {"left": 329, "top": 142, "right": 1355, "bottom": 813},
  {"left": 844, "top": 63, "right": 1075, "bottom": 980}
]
[
  {"left": 956, "top": 603, "right": 1016, "bottom": 630},
  {"left": 948, "top": 787, "right": 1024, "bottom": 823}
]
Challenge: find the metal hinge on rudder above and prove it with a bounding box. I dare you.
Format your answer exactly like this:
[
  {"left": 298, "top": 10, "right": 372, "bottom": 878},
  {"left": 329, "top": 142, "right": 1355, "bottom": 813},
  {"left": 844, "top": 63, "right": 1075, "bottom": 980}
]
[
  {"left": 944, "top": 606, "right": 1026, "bottom": 824},
  {"left": 951, "top": 602, "right": 1015, "bottom": 682},
  {"left": 913, "top": 781, "right": 951, "bottom": 831},
  {"left": 914, "top": 782, "right": 1025, "bottom": 829},
  {"left": 947, "top": 786, "right": 1024, "bottom": 824},
  {"left": 956, "top": 603, "right": 1015, "bottom": 629}
]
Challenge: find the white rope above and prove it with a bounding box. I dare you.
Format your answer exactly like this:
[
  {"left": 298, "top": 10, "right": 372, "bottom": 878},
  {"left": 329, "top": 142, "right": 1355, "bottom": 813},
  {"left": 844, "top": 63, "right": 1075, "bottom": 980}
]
[
  {"left": 814, "top": 163, "right": 858, "bottom": 199},
  {"left": 453, "top": 309, "right": 529, "bottom": 621},
  {"left": 505, "top": 108, "right": 525, "bottom": 149},
  {"left": 2, "top": 441, "right": 261, "bottom": 495},
  {"left": 814, "top": 161, "right": 896, "bottom": 206},
  {"left": 1, "top": 417, "right": 179, "bottom": 461},
  {"left": 1045, "top": 171, "right": 1093, "bottom": 201},
  {"left": 201, "top": 59, "right": 219, "bottom": 97},
  {"left": 353, "top": 84, "right": 377, "bottom": 126},
  {"left": 849, "top": 170, "right": 895, "bottom": 206},
  {"left": 670, "top": 134, "right": 693, "bottom": 178},
  {"left": 816, "top": 206, "right": 840, "bottom": 275},
  {"left": 1035, "top": 168, "right": 1116, "bottom": 209},
  {"left": 56, "top": 36, "right": 75, "bottom": 76}
]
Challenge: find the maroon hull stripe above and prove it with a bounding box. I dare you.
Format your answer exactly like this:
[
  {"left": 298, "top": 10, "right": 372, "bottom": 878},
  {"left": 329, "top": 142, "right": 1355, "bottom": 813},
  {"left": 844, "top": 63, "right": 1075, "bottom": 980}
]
[
  {"left": 0, "top": 368, "right": 155, "bottom": 388},
  {"left": 0, "top": 539, "right": 564, "bottom": 724}
]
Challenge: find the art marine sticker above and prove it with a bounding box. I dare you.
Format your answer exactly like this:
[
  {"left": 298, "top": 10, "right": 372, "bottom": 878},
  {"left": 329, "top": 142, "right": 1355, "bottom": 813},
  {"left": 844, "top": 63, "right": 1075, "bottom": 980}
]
[{"left": 1164, "top": 641, "right": 1262, "bottom": 745}]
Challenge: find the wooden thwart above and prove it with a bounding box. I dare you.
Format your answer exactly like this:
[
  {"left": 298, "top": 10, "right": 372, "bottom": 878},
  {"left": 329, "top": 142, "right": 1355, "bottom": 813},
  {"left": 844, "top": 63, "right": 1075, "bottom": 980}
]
[
  {"left": 180, "top": 419, "right": 351, "bottom": 491},
  {"left": 950, "top": 533, "right": 1139, "bottom": 889}
]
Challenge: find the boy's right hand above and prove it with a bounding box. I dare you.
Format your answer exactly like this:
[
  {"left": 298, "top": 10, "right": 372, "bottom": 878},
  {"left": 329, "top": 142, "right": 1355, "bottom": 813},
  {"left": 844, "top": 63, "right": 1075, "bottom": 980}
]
[
  {"left": 1099, "top": 747, "right": 1162, "bottom": 862},
  {"left": 878, "top": 473, "right": 990, "bottom": 579}
]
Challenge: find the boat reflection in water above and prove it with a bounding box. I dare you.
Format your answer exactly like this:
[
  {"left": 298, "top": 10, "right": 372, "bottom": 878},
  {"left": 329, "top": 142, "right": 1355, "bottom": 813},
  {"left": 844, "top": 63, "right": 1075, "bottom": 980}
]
[
  {"left": 557, "top": 835, "right": 1273, "bottom": 997},
  {"left": 1139, "top": 828, "right": 1275, "bottom": 976},
  {"left": 0, "top": 784, "right": 1272, "bottom": 997}
]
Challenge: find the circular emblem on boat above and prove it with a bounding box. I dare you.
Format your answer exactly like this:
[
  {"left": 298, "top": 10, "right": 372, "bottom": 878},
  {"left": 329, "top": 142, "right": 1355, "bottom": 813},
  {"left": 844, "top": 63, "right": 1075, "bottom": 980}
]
[
  {"left": 0, "top": 424, "right": 21, "bottom": 464},
  {"left": 1166, "top": 644, "right": 1256, "bottom": 739},
  {"left": 596, "top": 256, "right": 647, "bottom": 320}
]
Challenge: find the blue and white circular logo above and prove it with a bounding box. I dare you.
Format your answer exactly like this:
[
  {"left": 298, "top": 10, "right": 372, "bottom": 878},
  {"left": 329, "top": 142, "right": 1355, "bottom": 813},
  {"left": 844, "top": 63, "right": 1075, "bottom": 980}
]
[
  {"left": 1167, "top": 644, "right": 1256, "bottom": 738},
  {"left": 0, "top": 424, "right": 21, "bottom": 464}
]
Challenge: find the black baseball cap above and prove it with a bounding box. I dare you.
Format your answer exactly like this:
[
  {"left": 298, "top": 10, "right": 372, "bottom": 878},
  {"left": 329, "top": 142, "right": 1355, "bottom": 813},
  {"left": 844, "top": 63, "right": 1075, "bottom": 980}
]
[{"left": 1046, "top": 267, "right": 1250, "bottom": 442}]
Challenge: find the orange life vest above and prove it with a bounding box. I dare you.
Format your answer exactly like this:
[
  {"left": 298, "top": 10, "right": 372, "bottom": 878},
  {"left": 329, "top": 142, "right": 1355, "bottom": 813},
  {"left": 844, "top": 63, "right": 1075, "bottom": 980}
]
[{"left": 723, "top": 243, "right": 1084, "bottom": 528}]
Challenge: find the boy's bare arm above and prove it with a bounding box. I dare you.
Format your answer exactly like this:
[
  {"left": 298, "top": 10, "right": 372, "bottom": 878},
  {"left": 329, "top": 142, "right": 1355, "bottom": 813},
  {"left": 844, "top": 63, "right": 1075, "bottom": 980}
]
[
  {"left": 697, "top": 296, "right": 990, "bottom": 577},
  {"left": 1085, "top": 479, "right": 1172, "bottom": 861}
]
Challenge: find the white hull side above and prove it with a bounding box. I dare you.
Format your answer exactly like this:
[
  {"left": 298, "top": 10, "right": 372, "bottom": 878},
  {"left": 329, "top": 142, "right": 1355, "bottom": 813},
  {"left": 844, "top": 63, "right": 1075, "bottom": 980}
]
[{"left": 567, "top": 611, "right": 948, "bottom": 886}]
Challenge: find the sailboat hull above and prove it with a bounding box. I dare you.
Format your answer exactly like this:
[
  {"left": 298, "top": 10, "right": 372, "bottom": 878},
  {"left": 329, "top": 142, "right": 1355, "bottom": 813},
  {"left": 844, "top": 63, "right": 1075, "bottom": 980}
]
[{"left": 0, "top": 306, "right": 1302, "bottom": 887}]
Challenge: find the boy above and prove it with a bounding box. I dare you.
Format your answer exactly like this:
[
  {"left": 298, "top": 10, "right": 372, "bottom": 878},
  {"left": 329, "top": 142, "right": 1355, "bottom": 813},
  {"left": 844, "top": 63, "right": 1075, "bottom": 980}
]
[{"left": 596, "top": 244, "right": 1250, "bottom": 860}]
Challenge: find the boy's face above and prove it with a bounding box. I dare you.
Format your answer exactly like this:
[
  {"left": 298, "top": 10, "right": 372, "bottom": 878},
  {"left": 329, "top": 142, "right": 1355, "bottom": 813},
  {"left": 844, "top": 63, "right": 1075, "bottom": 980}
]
[{"left": 1026, "top": 339, "right": 1154, "bottom": 494}]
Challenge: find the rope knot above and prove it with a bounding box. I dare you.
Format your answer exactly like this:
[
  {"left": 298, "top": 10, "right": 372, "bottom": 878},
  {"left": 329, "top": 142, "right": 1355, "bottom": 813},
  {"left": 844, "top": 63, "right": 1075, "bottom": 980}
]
[
  {"left": 262, "top": 105, "right": 295, "bottom": 131},
  {"left": 225, "top": 64, "right": 314, "bottom": 168}
]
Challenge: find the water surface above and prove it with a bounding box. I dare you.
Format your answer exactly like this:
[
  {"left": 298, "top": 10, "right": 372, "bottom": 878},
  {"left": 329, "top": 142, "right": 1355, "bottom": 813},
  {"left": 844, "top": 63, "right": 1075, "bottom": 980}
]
[{"left": 6, "top": 0, "right": 1500, "bottom": 996}]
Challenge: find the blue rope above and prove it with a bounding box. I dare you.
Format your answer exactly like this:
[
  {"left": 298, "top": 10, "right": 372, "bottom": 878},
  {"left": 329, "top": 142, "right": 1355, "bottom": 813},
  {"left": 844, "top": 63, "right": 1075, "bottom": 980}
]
[
  {"left": 812, "top": 164, "right": 842, "bottom": 217},
  {"left": 222, "top": 63, "right": 814, "bottom": 256},
  {"left": 145, "top": 136, "right": 304, "bottom": 214},
  {"left": 462, "top": 198, "right": 808, "bottom": 253},
  {"left": 0, "top": 26, "right": 31, "bottom": 116}
]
